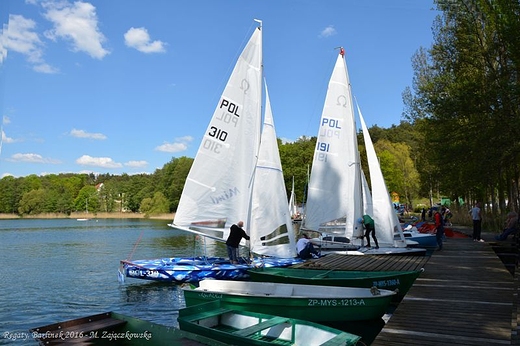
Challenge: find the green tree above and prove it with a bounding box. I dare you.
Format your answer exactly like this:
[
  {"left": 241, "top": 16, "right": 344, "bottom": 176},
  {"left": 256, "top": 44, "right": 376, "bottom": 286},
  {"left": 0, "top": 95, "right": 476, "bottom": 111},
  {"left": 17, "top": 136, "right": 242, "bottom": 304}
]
[
  {"left": 406, "top": 0, "right": 520, "bottom": 214},
  {"left": 169, "top": 157, "right": 194, "bottom": 211},
  {"left": 375, "top": 140, "right": 420, "bottom": 205},
  {"left": 140, "top": 191, "right": 170, "bottom": 217},
  {"left": 75, "top": 186, "right": 99, "bottom": 213},
  {"left": 18, "top": 189, "right": 46, "bottom": 215},
  {"left": 279, "top": 136, "right": 316, "bottom": 205}
]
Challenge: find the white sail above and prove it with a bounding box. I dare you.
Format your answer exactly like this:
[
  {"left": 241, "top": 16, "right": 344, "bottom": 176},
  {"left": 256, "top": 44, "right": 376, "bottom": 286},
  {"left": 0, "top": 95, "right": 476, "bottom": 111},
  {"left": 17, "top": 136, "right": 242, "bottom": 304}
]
[
  {"left": 173, "top": 27, "right": 263, "bottom": 242},
  {"left": 249, "top": 84, "right": 296, "bottom": 257},
  {"left": 288, "top": 176, "right": 298, "bottom": 218},
  {"left": 361, "top": 169, "right": 373, "bottom": 217},
  {"left": 304, "top": 49, "right": 364, "bottom": 241},
  {"left": 357, "top": 104, "right": 407, "bottom": 247},
  {"left": 172, "top": 23, "right": 296, "bottom": 257}
]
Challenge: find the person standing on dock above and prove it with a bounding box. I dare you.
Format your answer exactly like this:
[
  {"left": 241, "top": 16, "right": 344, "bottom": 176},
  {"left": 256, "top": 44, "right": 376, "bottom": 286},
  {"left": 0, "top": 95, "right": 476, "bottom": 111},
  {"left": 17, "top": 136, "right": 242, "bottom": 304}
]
[
  {"left": 470, "top": 202, "right": 484, "bottom": 242},
  {"left": 434, "top": 208, "right": 445, "bottom": 250},
  {"left": 226, "top": 221, "right": 250, "bottom": 264}
]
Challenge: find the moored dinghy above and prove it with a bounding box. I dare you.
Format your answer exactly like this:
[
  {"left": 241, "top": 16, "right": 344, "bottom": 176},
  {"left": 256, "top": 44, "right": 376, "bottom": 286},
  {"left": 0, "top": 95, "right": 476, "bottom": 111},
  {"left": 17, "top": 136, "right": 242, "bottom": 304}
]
[
  {"left": 120, "top": 20, "right": 303, "bottom": 284},
  {"left": 247, "top": 266, "right": 424, "bottom": 301},
  {"left": 182, "top": 279, "right": 396, "bottom": 322},
  {"left": 302, "top": 48, "right": 425, "bottom": 256},
  {"left": 178, "top": 300, "right": 362, "bottom": 346}
]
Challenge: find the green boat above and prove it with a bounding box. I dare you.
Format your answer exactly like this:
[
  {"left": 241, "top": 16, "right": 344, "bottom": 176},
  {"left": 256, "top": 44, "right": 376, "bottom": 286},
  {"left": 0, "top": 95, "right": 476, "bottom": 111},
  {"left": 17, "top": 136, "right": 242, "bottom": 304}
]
[
  {"left": 31, "top": 311, "right": 226, "bottom": 346},
  {"left": 247, "top": 267, "right": 424, "bottom": 300},
  {"left": 178, "top": 300, "right": 361, "bottom": 346},
  {"left": 182, "top": 279, "right": 395, "bottom": 322}
]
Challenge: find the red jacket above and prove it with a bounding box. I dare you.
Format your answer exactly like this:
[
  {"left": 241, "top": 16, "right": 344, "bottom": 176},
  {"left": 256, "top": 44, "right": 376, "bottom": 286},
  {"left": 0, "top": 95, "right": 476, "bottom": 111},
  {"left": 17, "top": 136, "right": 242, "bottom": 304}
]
[{"left": 434, "top": 212, "right": 444, "bottom": 228}]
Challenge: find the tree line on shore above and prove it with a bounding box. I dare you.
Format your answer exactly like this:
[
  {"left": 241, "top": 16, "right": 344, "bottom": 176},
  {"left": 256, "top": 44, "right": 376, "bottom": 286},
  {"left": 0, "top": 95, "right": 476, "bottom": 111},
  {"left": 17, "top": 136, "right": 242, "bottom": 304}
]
[{"left": 1, "top": 1, "right": 519, "bottom": 232}]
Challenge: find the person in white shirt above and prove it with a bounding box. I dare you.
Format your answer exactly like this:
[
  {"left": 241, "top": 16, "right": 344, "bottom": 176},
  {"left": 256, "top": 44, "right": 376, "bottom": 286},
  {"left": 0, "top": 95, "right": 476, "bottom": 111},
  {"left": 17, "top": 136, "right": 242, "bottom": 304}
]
[
  {"left": 296, "top": 233, "right": 319, "bottom": 259},
  {"left": 470, "top": 202, "right": 484, "bottom": 242}
]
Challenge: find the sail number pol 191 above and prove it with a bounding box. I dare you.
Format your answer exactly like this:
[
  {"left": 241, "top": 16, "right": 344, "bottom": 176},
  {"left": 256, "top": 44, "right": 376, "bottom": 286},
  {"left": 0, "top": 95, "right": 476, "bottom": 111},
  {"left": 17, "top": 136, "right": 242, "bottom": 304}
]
[
  {"left": 203, "top": 99, "right": 241, "bottom": 154},
  {"left": 315, "top": 141, "right": 330, "bottom": 162}
]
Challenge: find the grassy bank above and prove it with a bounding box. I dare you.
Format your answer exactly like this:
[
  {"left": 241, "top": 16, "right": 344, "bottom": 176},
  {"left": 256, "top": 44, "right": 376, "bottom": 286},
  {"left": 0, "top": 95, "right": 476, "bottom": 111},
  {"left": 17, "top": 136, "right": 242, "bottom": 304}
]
[{"left": 0, "top": 212, "right": 174, "bottom": 220}]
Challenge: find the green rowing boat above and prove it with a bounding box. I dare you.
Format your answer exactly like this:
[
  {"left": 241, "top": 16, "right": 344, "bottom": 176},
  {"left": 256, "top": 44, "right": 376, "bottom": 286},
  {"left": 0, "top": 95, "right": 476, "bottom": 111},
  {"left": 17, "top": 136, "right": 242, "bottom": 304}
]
[
  {"left": 247, "top": 267, "right": 424, "bottom": 300},
  {"left": 182, "top": 279, "right": 395, "bottom": 322},
  {"left": 178, "top": 300, "right": 361, "bottom": 346}
]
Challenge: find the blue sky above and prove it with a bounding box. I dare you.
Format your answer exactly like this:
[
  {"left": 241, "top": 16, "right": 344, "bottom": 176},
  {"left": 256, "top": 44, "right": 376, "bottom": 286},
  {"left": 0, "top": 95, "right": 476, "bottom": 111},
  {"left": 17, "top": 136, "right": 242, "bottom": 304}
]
[{"left": 0, "top": 0, "right": 438, "bottom": 178}]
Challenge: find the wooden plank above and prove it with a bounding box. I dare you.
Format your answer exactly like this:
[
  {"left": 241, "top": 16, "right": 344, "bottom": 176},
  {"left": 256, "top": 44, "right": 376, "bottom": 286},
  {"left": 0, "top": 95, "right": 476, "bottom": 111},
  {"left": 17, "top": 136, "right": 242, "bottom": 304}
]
[
  {"left": 31, "top": 312, "right": 127, "bottom": 345},
  {"left": 233, "top": 316, "right": 289, "bottom": 336},
  {"left": 371, "top": 230, "right": 516, "bottom": 346},
  {"left": 297, "top": 254, "right": 428, "bottom": 272}
]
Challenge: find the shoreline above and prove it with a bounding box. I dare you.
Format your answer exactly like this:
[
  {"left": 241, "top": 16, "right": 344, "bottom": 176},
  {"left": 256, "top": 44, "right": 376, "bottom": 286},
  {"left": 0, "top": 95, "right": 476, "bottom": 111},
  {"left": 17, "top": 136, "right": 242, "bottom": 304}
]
[{"left": 0, "top": 212, "right": 175, "bottom": 221}]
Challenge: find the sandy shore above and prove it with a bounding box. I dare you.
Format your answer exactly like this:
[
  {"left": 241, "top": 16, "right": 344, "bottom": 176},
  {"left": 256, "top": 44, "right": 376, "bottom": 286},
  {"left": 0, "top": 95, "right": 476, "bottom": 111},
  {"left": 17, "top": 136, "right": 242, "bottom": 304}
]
[{"left": 0, "top": 212, "right": 174, "bottom": 220}]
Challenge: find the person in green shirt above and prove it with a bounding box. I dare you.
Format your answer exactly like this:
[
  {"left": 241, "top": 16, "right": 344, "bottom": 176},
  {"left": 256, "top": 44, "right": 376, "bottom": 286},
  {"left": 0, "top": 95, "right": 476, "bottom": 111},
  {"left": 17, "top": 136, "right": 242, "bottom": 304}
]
[{"left": 358, "top": 215, "right": 379, "bottom": 249}]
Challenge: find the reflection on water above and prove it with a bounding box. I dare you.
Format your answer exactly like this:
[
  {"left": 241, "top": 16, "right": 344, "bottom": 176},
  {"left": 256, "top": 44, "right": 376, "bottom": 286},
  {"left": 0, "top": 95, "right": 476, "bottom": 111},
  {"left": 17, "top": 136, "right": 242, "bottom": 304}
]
[
  {"left": 119, "top": 282, "right": 185, "bottom": 328},
  {"left": 151, "top": 233, "right": 228, "bottom": 258}
]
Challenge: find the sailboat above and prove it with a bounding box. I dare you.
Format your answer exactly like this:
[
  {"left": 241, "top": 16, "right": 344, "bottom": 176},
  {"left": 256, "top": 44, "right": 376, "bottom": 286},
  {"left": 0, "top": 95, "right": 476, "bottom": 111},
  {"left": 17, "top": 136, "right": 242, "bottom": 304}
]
[
  {"left": 303, "top": 48, "right": 424, "bottom": 256},
  {"left": 119, "top": 21, "right": 301, "bottom": 284},
  {"left": 302, "top": 47, "right": 364, "bottom": 252},
  {"left": 288, "top": 176, "right": 301, "bottom": 222}
]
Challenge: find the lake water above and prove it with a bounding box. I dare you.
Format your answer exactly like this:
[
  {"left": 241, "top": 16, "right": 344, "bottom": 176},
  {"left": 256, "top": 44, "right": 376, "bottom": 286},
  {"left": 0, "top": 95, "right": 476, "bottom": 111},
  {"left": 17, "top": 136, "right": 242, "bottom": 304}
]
[
  {"left": 0, "top": 218, "right": 386, "bottom": 345},
  {"left": 0, "top": 218, "right": 228, "bottom": 345}
]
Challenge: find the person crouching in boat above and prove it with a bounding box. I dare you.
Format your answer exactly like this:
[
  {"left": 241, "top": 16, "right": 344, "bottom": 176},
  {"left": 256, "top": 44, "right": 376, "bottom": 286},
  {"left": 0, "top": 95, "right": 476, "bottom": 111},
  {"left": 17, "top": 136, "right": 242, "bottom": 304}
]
[
  {"left": 296, "top": 233, "right": 319, "bottom": 259},
  {"left": 226, "top": 221, "right": 250, "bottom": 264}
]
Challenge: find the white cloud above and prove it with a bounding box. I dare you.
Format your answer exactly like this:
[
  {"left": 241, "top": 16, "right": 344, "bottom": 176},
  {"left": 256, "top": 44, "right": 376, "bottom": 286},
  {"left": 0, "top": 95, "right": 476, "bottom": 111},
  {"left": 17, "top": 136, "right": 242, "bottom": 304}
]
[
  {"left": 70, "top": 128, "right": 107, "bottom": 140},
  {"left": 4, "top": 14, "right": 58, "bottom": 73},
  {"left": 319, "top": 25, "right": 337, "bottom": 38},
  {"left": 0, "top": 23, "right": 7, "bottom": 64},
  {"left": 125, "top": 160, "right": 148, "bottom": 168},
  {"left": 42, "top": 1, "right": 110, "bottom": 59},
  {"left": 155, "top": 136, "right": 193, "bottom": 153},
  {"left": 9, "top": 153, "right": 61, "bottom": 164},
  {"left": 124, "top": 27, "right": 166, "bottom": 53},
  {"left": 1, "top": 129, "right": 14, "bottom": 144},
  {"left": 2, "top": 115, "right": 10, "bottom": 125},
  {"left": 76, "top": 155, "right": 122, "bottom": 168},
  {"left": 33, "top": 63, "right": 59, "bottom": 74}
]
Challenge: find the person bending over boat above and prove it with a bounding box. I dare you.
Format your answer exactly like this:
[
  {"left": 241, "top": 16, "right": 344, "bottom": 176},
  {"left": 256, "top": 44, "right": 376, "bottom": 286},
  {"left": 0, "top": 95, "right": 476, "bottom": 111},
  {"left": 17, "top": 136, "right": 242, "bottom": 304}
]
[
  {"left": 226, "top": 221, "right": 250, "bottom": 264},
  {"left": 296, "top": 233, "right": 319, "bottom": 259},
  {"left": 358, "top": 215, "right": 379, "bottom": 249}
]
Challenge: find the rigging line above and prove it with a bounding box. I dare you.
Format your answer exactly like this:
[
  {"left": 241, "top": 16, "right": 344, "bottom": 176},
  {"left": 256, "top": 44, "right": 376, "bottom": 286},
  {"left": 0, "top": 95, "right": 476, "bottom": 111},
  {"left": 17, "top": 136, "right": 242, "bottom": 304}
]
[{"left": 126, "top": 229, "right": 145, "bottom": 261}]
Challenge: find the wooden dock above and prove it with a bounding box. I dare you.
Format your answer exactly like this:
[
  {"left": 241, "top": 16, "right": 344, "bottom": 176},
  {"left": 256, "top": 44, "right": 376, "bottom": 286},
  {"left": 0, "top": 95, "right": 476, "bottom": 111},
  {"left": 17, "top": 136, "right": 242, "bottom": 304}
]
[
  {"left": 371, "top": 231, "right": 518, "bottom": 346},
  {"left": 294, "top": 252, "right": 430, "bottom": 272}
]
